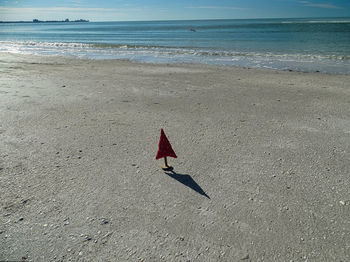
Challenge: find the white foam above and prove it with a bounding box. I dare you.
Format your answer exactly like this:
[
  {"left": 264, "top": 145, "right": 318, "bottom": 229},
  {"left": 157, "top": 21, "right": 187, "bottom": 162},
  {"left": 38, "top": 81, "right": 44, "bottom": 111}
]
[{"left": 0, "top": 40, "right": 349, "bottom": 74}]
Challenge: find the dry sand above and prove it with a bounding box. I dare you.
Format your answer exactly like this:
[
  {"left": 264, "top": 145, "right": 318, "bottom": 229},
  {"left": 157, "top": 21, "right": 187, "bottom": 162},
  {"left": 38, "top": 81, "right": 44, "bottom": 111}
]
[{"left": 1, "top": 53, "right": 350, "bottom": 261}]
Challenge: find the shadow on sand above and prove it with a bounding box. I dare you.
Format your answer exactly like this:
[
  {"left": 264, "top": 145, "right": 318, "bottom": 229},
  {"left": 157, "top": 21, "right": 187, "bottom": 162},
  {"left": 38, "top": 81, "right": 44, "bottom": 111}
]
[{"left": 164, "top": 170, "right": 210, "bottom": 199}]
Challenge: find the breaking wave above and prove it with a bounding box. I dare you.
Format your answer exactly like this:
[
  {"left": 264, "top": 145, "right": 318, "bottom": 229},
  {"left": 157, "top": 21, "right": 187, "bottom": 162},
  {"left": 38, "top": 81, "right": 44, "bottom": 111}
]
[{"left": 1, "top": 40, "right": 349, "bottom": 74}]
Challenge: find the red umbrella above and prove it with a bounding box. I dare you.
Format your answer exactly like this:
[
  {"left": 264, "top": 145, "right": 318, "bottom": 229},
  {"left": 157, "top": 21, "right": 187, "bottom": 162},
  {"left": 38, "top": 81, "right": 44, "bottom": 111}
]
[{"left": 156, "top": 129, "right": 177, "bottom": 170}]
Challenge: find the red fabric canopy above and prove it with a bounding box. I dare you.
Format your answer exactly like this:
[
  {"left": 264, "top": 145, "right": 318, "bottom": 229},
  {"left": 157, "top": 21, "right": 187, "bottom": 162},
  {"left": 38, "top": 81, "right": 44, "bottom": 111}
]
[{"left": 156, "top": 128, "right": 177, "bottom": 160}]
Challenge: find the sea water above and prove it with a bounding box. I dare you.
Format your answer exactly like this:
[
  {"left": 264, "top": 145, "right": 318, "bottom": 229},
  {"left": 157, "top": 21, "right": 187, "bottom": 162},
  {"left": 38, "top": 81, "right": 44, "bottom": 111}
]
[{"left": 0, "top": 18, "right": 349, "bottom": 74}]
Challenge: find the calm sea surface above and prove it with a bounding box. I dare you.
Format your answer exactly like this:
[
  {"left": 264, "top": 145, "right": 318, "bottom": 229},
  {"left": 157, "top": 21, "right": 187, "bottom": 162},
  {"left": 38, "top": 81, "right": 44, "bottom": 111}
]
[{"left": 1, "top": 18, "right": 350, "bottom": 74}]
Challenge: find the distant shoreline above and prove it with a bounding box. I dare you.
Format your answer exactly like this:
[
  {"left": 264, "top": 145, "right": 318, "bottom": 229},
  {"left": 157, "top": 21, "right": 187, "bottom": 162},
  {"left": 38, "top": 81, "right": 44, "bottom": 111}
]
[{"left": 0, "top": 19, "right": 89, "bottom": 23}]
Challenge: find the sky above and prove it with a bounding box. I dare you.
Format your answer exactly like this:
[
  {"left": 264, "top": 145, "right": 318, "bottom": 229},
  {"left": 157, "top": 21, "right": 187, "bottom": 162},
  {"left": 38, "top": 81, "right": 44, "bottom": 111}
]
[{"left": 0, "top": 0, "right": 349, "bottom": 21}]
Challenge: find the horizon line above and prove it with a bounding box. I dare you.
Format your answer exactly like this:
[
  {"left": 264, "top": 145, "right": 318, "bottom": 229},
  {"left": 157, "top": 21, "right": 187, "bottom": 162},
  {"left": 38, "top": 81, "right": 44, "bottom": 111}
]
[{"left": 1, "top": 16, "right": 350, "bottom": 23}]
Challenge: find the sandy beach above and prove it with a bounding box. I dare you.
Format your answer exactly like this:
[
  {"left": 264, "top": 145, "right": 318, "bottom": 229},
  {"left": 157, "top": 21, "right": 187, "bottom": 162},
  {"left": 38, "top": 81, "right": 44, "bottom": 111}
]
[{"left": 1, "top": 53, "right": 350, "bottom": 261}]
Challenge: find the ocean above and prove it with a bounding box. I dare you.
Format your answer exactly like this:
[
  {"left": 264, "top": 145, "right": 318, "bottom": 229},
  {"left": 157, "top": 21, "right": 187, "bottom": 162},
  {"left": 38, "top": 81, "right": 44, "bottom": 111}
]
[{"left": 1, "top": 18, "right": 350, "bottom": 74}]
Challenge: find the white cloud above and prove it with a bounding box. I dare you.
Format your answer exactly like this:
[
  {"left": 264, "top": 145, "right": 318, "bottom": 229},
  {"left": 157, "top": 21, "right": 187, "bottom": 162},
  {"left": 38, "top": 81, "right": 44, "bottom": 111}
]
[
  {"left": 186, "top": 6, "right": 247, "bottom": 10},
  {"left": 299, "top": 1, "right": 341, "bottom": 9},
  {"left": 0, "top": 7, "right": 120, "bottom": 12},
  {"left": 69, "top": 0, "right": 83, "bottom": 7}
]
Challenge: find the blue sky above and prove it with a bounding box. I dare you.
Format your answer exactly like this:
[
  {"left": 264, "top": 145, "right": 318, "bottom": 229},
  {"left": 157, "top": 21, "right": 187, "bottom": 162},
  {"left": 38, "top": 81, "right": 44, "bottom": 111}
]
[{"left": 0, "top": 0, "right": 349, "bottom": 21}]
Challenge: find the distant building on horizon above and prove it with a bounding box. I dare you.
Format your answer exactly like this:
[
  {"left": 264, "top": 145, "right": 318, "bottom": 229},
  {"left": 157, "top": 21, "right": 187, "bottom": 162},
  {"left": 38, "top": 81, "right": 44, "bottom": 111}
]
[{"left": 32, "top": 18, "right": 89, "bottom": 23}]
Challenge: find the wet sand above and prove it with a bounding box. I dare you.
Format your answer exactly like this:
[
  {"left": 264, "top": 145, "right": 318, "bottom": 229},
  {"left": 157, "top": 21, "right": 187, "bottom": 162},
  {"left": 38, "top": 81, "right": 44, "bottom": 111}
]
[{"left": 1, "top": 53, "right": 350, "bottom": 261}]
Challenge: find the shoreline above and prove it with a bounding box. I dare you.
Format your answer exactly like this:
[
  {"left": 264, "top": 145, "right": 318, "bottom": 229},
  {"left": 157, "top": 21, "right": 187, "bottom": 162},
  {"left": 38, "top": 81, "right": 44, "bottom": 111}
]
[
  {"left": 1, "top": 51, "right": 349, "bottom": 76},
  {"left": 1, "top": 53, "right": 350, "bottom": 261},
  {"left": 2, "top": 17, "right": 349, "bottom": 75}
]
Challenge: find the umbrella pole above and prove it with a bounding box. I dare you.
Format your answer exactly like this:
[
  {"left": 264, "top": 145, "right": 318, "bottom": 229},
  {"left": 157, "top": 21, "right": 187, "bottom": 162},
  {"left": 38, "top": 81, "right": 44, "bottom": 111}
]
[{"left": 162, "top": 157, "right": 173, "bottom": 171}]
